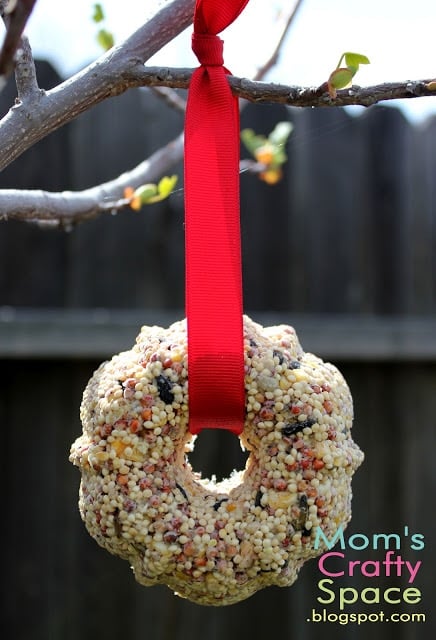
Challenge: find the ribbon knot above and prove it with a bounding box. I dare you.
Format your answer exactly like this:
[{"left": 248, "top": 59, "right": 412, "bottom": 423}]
[{"left": 192, "top": 33, "right": 224, "bottom": 67}]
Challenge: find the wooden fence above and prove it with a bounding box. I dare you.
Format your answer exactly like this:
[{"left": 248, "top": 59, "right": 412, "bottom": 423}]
[{"left": 0, "top": 62, "right": 435, "bottom": 640}]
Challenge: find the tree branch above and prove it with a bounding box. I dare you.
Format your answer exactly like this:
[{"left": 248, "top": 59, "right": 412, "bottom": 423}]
[
  {"left": 13, "top": 34, "right": 40, "bottom": 100},
  {"left": 0, "top": 0, "right": 196, "bottom": 170},
  {"left": 0, "top": 0, "right": 37, "bottom": 84},
  {"left": 0, "top": 132, "right": 184, "bottom": 226},
  {"left": 253, "top": 0, "right": 305, "bottom": 82},
  {"left": 1, "top": 0, "right": 436, "bottom": 227},
  {"left": 151, "top": 86, "right": 186, "bottom": 113},
  {"left": 0, "top": 0, "right": 435, "bottom": 176},
  {"left": 131, "top": 67, "right": 436, "bottom": 108}
]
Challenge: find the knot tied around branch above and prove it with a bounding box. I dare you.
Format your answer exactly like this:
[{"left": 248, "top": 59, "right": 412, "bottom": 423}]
[{"left": 192, "top": 33, "right": 224, "bottom": 67}]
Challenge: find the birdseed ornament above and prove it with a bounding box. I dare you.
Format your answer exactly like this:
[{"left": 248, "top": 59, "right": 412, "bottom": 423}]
[
  {"left": 70, "top": 0, "right": 364, "bottom": 606},
  {"left": 70, "top": 316, "right": 363, "bottom": 606}
]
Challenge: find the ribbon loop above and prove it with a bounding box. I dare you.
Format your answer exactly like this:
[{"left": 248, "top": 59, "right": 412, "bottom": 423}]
[
  {"left": 192, "top": 33, "right": 224, "bottom": 67},
  {"left": 185, "top": 0, "right": 250, "bottom": 436}
]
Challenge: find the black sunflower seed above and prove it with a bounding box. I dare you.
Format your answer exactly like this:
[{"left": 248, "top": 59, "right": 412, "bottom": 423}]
[{"left": 155, "top": 374, "right": 174, "bottom": 404}]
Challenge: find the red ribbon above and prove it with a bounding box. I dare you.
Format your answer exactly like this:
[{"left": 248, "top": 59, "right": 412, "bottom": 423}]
[{"left": 185, "top": 0, "right": 249, "bottom": 435}]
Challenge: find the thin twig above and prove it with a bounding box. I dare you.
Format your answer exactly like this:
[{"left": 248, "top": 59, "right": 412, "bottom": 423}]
[
  {"left": 14, "top": 34, "right": 40, "bottom": 100},
  {"left": 0, "top": 0, "right": 37, "bottom": 82},
  {"left": 253, "top": 0, "right": 305, "bottom": 81},
  {"left": 151, "top": 86, "right": 187, "bottom": 113}
]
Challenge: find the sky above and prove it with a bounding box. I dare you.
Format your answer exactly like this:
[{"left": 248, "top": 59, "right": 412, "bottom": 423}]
[{"left": 12, "top": 0, "right": 436, "bottom": 123}]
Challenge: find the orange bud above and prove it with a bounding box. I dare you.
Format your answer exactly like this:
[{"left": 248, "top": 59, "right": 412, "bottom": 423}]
[{"left": 259, "top": 168, "right": 282, "bottom": 185}]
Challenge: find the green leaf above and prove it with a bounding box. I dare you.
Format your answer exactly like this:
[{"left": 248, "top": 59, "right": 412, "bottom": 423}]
[
  {"left": 268, "top": 121, "right": 293, "bottom": 146},
  {"left": 97, "top": 28, "right": 114, "bottom": 51},
  {"left": 328, "top": 67, "right": 354, "bottom": 90},
  {"left": 272, "top": 148, "right": 287, "bottom": 166},
  {"left": 134, "top": 184, "right": 158, "bottom": 203},
  {"left": 241, "top": 128, "right": 267, "bottom": 155},
  {"left": 344, "top": 52, "right": 370, "bottom": 69},
  {"left": 157, "top": 175, "right": 178, "bottom": 199},
  {"left": 92, "top": 3, "right": 105, "bottom": 23}
]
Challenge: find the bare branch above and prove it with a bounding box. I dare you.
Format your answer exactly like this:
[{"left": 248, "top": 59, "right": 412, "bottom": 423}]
[
  {"left": 2, "top": 58, "right": 436, "bottom": 174},
  {"left": 131, "top": 67, "right": 436, "bottom": 108},
  {"left": 151, "top": 86, "right": 186, "bottom": 113},
  {"left": 0, "top": 0, "right": 195, "bottom": 170},
  {"left": 231, "top": 77, "right": 436, "bottom": 109},
  {"left": 253, "top": 0, "right": 305, "bottom": 82},
  {"left": 0, "top": 0, "right": 290, "bottom": 226},
  {"left": 0, "top": 0, "right": 435, "bottom": 176},
  {"left": 0, "top": 132, "right": 184, "bottom": 226},
  {"left": 0, "top": 0, "right": 37, "bottom": 82},
  {"left": 1, "top": 0, "right": 435, "bottom": 228},
  {"left": 13, "top": 34, "right": 39, "bottom": 99}
]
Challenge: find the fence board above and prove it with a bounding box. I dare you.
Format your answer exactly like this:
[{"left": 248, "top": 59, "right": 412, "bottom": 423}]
[{"left": 0, "top": 307, "right": 435, "bottom": 361}]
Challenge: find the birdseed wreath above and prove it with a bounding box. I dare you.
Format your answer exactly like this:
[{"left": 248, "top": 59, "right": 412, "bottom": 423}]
[{"left": 70, "top": 315, "right": 363, "bottom": 606}]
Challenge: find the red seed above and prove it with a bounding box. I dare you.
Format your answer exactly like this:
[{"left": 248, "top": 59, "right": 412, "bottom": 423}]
[
  {"left": 163, "top": 358, "right": 173, "bottom": 369},
  {"left": 297, "top": 480, "right": 307, "bottom": 492},
  {"left": 163, "top": 531, "right": 178, "bottom": 544},
  {"left": 139, "top": 477, "right": 152, "bottom": 490},
  {"left": 194, "top": 556, "right": 207, "bottom": 567},
  {"left": 273, "top": 478, "right": 287, "bottom": 491},
  {"left": 313, "top": 459, "right": 325, "bottom": 470},
  {"left": 323, "top": 400, "right": 334, "bottom": 414},
  {"left": 123, "top": 498, "right": 136, "bottom": 512},
  {"left": 140, "top": 395, "right": 154, "bottom": 408},
  {"left": 225, "top": 544, "right": 238, "bottom": 555},
  {"left": 306, "top": 485, "right": 318, "bottom": 497},
  {"left": 170, "top": 517, "right": 182, "bottom": 530},
  {"left": 291, "top": 405, "right": 301, "bottom": 415},
  {"left": 302, "top": 403, "right": 313, "bottom": 415},
  {"left": 141, "top": 409, "right": 152, "bottom": 421},
  {"left": 327, "top": 427, "right": 336, "bottom": 440},
  {"left": 100, "top": 423, "right": 113, "bottom": 437},
  {"left": 129, "top": 419, "right": 141, "bottom": 433},
  {"left": 259, "top": 407, "right": 275, "bottom": 421},
  {"left": 183, "top": 541, "right": 195, "bottom": 556}
]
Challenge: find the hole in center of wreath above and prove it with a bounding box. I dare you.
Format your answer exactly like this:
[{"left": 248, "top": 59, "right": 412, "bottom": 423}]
[{"left": 188, "top": 429, "right": 249, "bottom": 483}]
